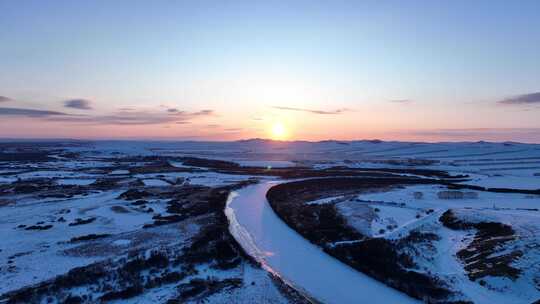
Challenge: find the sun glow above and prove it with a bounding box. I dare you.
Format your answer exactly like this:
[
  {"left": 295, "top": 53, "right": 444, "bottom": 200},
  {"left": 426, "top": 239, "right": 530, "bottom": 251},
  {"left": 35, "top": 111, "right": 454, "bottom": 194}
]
[{"left": 270, "top": 122, "right": 288, "bottom": 140}]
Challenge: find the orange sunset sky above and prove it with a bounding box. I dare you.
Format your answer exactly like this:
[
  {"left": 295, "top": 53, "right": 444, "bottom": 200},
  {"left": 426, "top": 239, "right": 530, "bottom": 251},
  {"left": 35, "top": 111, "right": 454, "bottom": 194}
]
[{"left": 1, "top": 1, "right": 540, "bottom": 142}]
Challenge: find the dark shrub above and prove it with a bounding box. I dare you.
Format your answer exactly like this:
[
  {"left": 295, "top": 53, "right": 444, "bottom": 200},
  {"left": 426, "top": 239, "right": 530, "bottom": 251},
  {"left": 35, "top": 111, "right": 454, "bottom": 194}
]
[{"left": 100, "top": 285, "right": 143, "bottom": 301}]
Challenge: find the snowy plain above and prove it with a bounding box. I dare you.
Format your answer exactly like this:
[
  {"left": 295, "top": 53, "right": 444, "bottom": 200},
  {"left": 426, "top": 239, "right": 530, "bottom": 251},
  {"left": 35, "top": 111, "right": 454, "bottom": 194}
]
[{"left": 1, "top": 139, "right": 539, "bottom": 303}]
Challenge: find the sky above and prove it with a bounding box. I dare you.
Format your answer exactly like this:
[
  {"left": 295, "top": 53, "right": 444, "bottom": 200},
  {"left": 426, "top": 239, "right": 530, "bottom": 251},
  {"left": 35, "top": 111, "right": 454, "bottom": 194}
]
[{"left": 1, "top": 0, "right": 540, "bottom": 142}]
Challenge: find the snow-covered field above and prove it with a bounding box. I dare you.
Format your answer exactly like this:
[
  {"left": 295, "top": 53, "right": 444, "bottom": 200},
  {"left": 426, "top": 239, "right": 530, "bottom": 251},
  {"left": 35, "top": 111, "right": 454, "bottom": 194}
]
[
  {"left": 342, "top": 185, "right": 540, "bottom": 303},
  {"left": 0, "top": 142, "right": 298, "bottom": 303},
  {"left": 0, "top": 139, "right": 539, "bottom": 303}
]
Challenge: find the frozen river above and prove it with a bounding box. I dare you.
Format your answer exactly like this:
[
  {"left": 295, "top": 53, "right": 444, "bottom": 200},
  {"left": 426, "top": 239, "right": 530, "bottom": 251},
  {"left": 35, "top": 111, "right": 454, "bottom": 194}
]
[{"left": 225, "top": 180, "right": 419, "bottom": 304}]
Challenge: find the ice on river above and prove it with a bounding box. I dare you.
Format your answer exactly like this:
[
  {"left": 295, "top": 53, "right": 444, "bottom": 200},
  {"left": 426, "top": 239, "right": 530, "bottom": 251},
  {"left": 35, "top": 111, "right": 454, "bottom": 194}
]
[{"left": 226, "top": 181, "right": 419, "bottom": 304}]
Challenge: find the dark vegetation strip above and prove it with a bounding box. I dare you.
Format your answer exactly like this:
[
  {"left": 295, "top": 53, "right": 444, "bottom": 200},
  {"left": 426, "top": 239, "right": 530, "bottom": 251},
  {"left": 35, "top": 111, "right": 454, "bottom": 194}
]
[
  {"left": 447, "top": 183, "right": 540, "bottom": 194},
  {"left": 45, "top": 154, "right": 467, "bottom": 180},
  {"left": 439, "top": 210, "right": 522, "bottom": 281},
  {"left": 0, "top": 152, "right": 52, "bottom": 162},
  {"left": 478, "top": 166, "right": 540, "bottom": 172},
  {"left": 463, "top": 161, "right": 540, "bottom": 166},
  {"left": 24, "top": 224, "right": 53, "bottom": 231},
  {"left": 452, "top": 156, "right": 540, "bottom": 162},
  {"left": 175, "top": 156, "right": 467, "bottom": 179},
  {"left": 69, "top": 234, "right": 112, "bottom": 243},
  {"left": 68, "top": 217, "right": 96, "bottom": 226}
]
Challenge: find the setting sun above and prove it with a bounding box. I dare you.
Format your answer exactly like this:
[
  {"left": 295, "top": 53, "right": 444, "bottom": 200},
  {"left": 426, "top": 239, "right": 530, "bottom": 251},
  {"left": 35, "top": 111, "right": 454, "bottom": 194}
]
[{"left": 270, "top": 122, "right": 288, "bottom": 140}]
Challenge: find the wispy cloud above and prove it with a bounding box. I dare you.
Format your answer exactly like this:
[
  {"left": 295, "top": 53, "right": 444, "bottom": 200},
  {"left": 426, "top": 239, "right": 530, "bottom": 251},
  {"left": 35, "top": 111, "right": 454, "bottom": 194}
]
[
  {"left": 224, "top": 128, "right": 242, "bottom": 132},
  {"left": 46, "top": 109, "right": 214, "bottom": 125},
  {"left": 389, "top": 99, "right": 413, "bottom": 104},
  {"left": 498, "top": 92, "right": 540, "bottom": 105},
  {"left": 0, "top": 103, "right": 215, "bottom": 126},
  {"left": 192, "top": 109, "right": 214, "bottom": 116},
  {"left": 0, "top": 96, "right": 13, "bottom": 103},
  {"left": 64, "top": 99, "right": 93, "bottom": 110},
  {"left": 272, "top": 106, "right": 350, "bottom": 115},
  {"left": 0, "top": 107, "right": 68, "bottom": 117}
]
